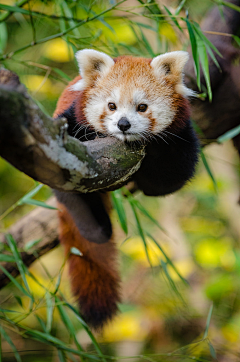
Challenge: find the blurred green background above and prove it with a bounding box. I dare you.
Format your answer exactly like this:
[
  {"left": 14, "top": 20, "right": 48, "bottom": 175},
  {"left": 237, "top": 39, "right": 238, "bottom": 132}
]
[{"left": 0, "top": 0, "right": 240, "bottom": 361}]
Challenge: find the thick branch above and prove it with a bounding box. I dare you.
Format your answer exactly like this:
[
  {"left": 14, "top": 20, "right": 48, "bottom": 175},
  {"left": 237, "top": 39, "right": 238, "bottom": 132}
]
[{"left": 0, "top": 69, "right": 145, "bottom": 193}]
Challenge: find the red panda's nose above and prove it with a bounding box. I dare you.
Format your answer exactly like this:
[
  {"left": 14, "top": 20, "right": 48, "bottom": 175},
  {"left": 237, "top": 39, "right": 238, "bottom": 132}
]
[{"left": 118, "top": 117, "right": 131, "bottom": 132}]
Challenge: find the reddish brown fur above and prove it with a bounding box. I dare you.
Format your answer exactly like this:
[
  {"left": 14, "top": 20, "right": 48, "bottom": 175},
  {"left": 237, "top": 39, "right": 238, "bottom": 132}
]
[
  {"left": 54, "top": 54, "right": 190, "bottom": 329},
  {"left": 57, "top": 194, "right": 120, "bottom": 329},
  {"left": 53, "top": 75, "right": 82, "bottom": 117}
]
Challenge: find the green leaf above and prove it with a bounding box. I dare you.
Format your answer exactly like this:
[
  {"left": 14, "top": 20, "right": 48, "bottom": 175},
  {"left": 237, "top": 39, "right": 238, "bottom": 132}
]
[
  {"left": 148, "top": 234, "right": 188, "bottom": 285},
  {"left": 204, "top": 304, "right": 213, "bottom": 339},
  {"left": 111, "top": 190, "right": 128, "bottom": 234},
  {"left": 58, "top": 350, "right": 67, "bottom": 362},
  {"left": 139, "top": 27, "right": 155, "bottom": 57},
  {"left": 15, "top": 296, "right": 23, "bottom": 308},
  {"left": 0, "top": 254, "right": 15, "bottom": 262},
  {"left": 185, "top": 19, "right": 200, "bottom": 89},
  {"left": 0, "top": 325, "right": 21, "bottom": 362},
  {"left": 70, "top": 247, "right": 83, "bottom": 257},
  {"left": 193, "top": 22, "right": 222, "bottom": 57},
  {"left": 201, "top": 150, "right": 218, "bottom": 192},
  {"left": 161, "top": 259, "right": 184, "bottom": 301},
  {"left": 63, "top": 301, "right": 106, "bottom": 361},
  {"left": 163, "top": 6, "right": 183, "bottom": 32},
  {"left": 35, "top": 315, "right": 47, "bottom": 332},
  {"left": 55, "top": 296, "right": 84, "bottom": 352},
  {"left": 23, "top": 238, "right": 42, "bottom": 251},
  {"left": 197, "top": 37, "right": 212, "bottom": 101},
  {"left": 217, "top": 124, "right": 240, "bottom": 143},
  {"left": 175, "top": 0, "right": 187, "bottom": 15},
  {"left": 21, "top": 199, "right": 57, "bottom": 209},
  {"left": 216, "top": 0, "right": 240, "bottom": 13},
  {"left": 45, "top": 292, "right": 54, "bottom": 333},
  {"left": 129, "top": 200, "right": 152, "bottom": 267},
  {"left": 19, "top": 184, "right": 43, "bottom": 202},
  {"left": 5, "top": 234, "right": 31, "bottom": 295},
  {"left": 232, "top": 35, "right": 240, "bottom": 47},
  {"left": 0, "top": 23, "right": 7, "bottom": 54},
  {"left": 53, "top": 67, "right": 71, "bottom": 81},
  {"left": 208, "top": 342, "right": 217, "bottom": 360}
]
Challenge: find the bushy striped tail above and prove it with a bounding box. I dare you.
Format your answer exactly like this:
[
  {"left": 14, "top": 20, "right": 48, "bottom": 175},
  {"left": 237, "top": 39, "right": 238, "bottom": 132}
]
[{"left": 56, "top": 191, "right": 120, "bottom": 330}]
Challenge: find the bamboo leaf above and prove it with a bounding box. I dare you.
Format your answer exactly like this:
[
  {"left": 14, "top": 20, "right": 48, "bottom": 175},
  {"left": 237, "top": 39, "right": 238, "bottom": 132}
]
[
  {"left": 175, "top": 0, "right": 187, "bottom": 15},
  {"left": 23, "top": 238, "right": 42, "bottom": 251},
  {"left": 201, "top": 150, "right": 218, "bottom": 192},
  {"left": 0, "top": 23, "right": 7, "bottom": 54},
  {"left": 129, "top": 200, "right": 152, "bottom": 267},
  {"left": 185, "top": 19, "right": 200, "bottom": 89},
  {"left": 204, "top": 304, "right": 213, "bottom": 339},
  {"left": 161, "top": 260, "right": 184, "bottom": 301},
  {"left": 53, "top": 68, "right": 71, "bottom": 81},
  {"left": 45, "top": 292, "right": 54, "bottom": 333},
  {"left": 0, "top": 325, "right": 21, "bottom": 362},
  {"left": 148, "top": 234, "right": 188, "bottom": 285},
  {"left": 21, "top": 199, "right": 57, "bottom": 209},
  {"left": 208, "top": 342, "right": 217, "bottom": 360},
  {"left": 139, "top": 27, "right": 155, "bottom": 57},
  {"left": 0, "top": 254, "right": 15, "bottom": 262},
  {"left": 58, "top": 350, "right": 67, "bottom": 362},
  {"left": 111, "top": 190, "right": 128, "bottom": 234},
  {"left": 197, "top": 37, "right": 212, "bottom": 101},
  {"left": 55, "top": 296, "right": 84, "bottom": 352},
  {"left": 5, "top": 234, "right": 31, "bottom": 295},
  {"left": 70, "top": 247, "right": 83, "bottom": 257},
  {"left": 217, "top": 124, "right": 240, "bottom": 143},
  {"left": 164, "top": 6, "right": 183, "bottom": 32}
]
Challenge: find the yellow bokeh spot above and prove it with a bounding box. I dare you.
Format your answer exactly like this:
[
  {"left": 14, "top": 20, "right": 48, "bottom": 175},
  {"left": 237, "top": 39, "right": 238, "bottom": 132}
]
[
  {"left": 98, "top": 22, "right": 136, "bottom": 45},
  {"left": 221, "top": 324, "right": 239, "bottom": 343},
  {"left": 22, "top": 75, "right": 61, "bottom": 98},
  {"left": 103, "top": 311, "right": 147, "bottom": 342},
  {"left": 159, "top": 23, "right": 177, "bottom": 44},
  {"left": 114, "top": 24, "right": 136, "bottom": 44},
  {"left": 121, "top": 236, "right": 170, "bottom": 267},
  {"left": 26, "top": 273, "right": 47, "bottom": 298},
  {"left": 194, "top": 238, "right": 235, "bottom": 269},
  {"left": 44, "top": 38, "right": 74, "bottom": 62},
  {"left": 168, "top": 258, "right": 195, "bottom": 281}
]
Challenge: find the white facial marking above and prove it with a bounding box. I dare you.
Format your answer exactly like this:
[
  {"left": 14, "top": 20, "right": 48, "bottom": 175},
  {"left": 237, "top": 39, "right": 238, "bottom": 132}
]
[
  {"left": 71, "top": 79, "right": 86, "bottom": 91},
  {"left": 81, "top": 50, "right": 192, "bottom": 141}
]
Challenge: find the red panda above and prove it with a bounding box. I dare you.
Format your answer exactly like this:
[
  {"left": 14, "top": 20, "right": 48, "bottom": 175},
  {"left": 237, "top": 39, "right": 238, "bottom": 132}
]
[{"left": 53, "top": 49, "right": 199, "bottom": 329}]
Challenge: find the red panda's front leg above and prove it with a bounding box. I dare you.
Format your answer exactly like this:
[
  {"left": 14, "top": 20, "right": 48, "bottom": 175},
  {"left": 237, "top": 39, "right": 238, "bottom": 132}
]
[{"left": 55, "top": 190, "right": 120, "bottom": 329}]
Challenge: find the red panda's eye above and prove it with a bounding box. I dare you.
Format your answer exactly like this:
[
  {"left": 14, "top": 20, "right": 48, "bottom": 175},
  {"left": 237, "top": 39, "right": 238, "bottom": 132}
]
[
  {"left": 137, "top": 104, "right": 148, "bottom": 112},
  {"left": 108, "top": 103, "right": 117, "bottom": 111}
]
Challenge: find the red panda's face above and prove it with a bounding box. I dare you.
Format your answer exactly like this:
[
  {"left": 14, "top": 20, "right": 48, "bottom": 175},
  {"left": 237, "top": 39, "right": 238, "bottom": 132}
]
[{"left": 73, "top": 50, "right": 193, "bottom": 142}]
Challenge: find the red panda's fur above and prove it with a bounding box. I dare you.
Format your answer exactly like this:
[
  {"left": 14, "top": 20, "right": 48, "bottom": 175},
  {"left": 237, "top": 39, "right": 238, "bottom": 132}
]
[
  {"left": 53, "top": 51, "right": 199, "bottom": 329},
  {"left": 57, "top": 195, "right": 120, "bottom": 329}
]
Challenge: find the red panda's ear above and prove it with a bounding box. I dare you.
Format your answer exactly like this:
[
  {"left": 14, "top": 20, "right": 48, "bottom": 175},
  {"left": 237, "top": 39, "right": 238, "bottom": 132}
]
[
  {"left": 151, "top": 51, "right": 194, "bottom": 97},
  {"left": 74, "top": 49, "right": 114, "bottom": 89},
  {"left": 151, "top": 51, "right": 189, "bottom": 77}
]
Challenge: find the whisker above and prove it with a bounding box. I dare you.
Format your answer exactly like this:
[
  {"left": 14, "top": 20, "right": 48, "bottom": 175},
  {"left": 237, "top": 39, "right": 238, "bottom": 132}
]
[{"left": 164, "top": 130, "right": 190, "bottom": 143}]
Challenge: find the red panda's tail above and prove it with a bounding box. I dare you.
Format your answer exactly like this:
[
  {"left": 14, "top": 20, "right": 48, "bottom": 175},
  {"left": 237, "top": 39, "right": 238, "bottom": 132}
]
[{"left": 56, "top": 192, "right": 120, "bottom": 329}]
